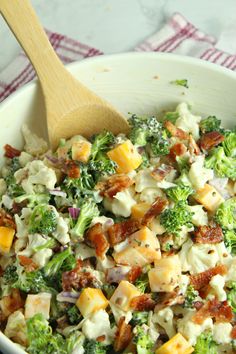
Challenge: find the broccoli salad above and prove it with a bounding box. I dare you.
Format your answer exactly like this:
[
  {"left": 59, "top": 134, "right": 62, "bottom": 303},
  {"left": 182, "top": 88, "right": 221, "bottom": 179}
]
[{"left": 0, "top": 102, "right": 236, "bottom": 354}]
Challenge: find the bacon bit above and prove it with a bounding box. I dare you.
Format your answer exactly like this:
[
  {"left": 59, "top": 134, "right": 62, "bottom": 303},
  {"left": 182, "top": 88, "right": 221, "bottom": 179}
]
[
  {"left": 96, "top": 335, "right": 106, "bottom": 342},
  {"left": 199, "top": 131, "right": 225, "bottom": 151},
  {"left": 193, "top": 301, "right": 204, "bottom": 310},
  {"left": 151, "top": 164, "right": 173, "bottom": 182},
  {"left": 0, "top": 289, "right": 24, "bottom": 317},
  {"left": 86, "top": 223, "right": 109, "bottom": 259},
  {"left": 192, "top": 299, "right": 233, "bottom": 324},
  {"left": 12, "top": 200, "right": 28, "bottom": 214},
  {"left": 231, "top": 325, "right": 236, "bottom": 339},
  {"left": 154, "top": 288, "right": 184, "bottom": 311},
  {"left": 164, "top": 120, "right": 189, "bottom": 140},
  {"left": 66, "top": 161, "right": 80, "bottom": 178},
  {"left": 108, "top": 219, "right": 141, "bottom": 246},
  {"left": 97, "top": 174, "right": 134, "bottom": 198},
  {"left": 18, "top": 255, "right": 38, "bottom": 272},
  {"left": 169, "top": 143, "right": 187, "bottom": 160},
  {"left": 128, "top": 266, "right": 142, "bottom": 283},
  {"left": 0, "top": 208, "right": 16, "bottom": 229},
  {"left": 142, "top": 197, "right": 168, "bottom": 226},
  {"left": 193, "top": 225, "right": 223, "bottom": 244},
  {"left": 189, "top": 134, "right": 200, "bottom": 155},
  {"left": 190, "top": 264, "right": 227, "bottom": 291},
  {"left": 130, "top": 294, "right": 156, "bottom": 311},
  {"left": 62, "top": 260, "right": 99, "bottom": 291},
  {"left": 114, "top": 317, "right": 132, "bottom": 352},
  {"left": 4, "top": 144, "right": 21, "bottom": 158}
]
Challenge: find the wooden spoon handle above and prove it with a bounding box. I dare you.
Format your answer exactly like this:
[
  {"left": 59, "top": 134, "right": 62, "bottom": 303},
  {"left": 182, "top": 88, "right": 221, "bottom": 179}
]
[{"left": 0, "top": 0, "right": 65, "bottom": 93}]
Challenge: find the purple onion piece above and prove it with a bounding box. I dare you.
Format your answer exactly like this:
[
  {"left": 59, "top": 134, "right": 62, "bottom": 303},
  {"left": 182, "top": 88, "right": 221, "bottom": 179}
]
[
  {"left": 57, "top": 291, "right": 80, "bottom": 303},
  {"left": 68, "top": 207, "right": 80, "bottom": 219},
  {"left": 49, "top": 189, "right": 67, "bottom": 198}
]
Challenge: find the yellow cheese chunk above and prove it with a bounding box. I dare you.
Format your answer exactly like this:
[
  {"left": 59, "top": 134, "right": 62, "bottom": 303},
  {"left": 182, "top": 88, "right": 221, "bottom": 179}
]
[
  {"left": 156, "top": 333, "right": 194, "bottom": 354},
  {"left": 71, "top": 140, "right": 92, "bottom": 163},
  {"left": 149, "top": 255, "right": 181, "bottom": 292},
  {"left": 194, "top": 183, "right": 224, "bottom": 212},
  {"left": 107, "top": 140, "right": 142, "bottom": 173},
  {"left": 131, "top": 202, "right": 151, "bottom": 219},
  {"left": 25, "top": 292, "right": 51, "bottom": 320},
  {"left": 0, "top": 226, "right": 15, "bottom": 253},
  {"left": 76, "top": 288, "right": 108, "bottom": 318},
  {"left": 110, "top": 280, "right": 141, "bottom": 311},
  {"left": 113, "top": 227, "right": 161, "bottom": 266}
]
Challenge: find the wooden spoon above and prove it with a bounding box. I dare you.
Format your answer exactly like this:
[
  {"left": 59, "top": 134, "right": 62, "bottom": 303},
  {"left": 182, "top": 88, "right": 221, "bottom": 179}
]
[{"left": 0, "top": 0, "right": 129, "bottom": 149}]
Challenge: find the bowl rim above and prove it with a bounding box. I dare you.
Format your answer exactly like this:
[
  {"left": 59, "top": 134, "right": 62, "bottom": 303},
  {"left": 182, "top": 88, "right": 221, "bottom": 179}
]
[{"left": 1, "top": 50, "right": 236, "bottom": 353}]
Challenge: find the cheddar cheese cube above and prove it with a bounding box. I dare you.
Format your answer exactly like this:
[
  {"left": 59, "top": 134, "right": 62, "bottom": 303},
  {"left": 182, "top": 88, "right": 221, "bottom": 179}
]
[
  {"left": 113, "top": 246, "right": 148, "bottom": 266},
  {"left": 149, "top": 255, "right": 181, "bottom": 292},
  {"left": 71, "top": 140, "right": 92, "bottom": 163},
  {"left": 156, "top": 333, "right": 194, "bottom": 354},
  {"left": 76, "top": 288, "right": 108, "bottom": 318},
  {"left": 107, "top": 140, "right": 142, "bottom": 173},
  {"left": 110, "top": 280, "right": 140, "bottom": 311},
  {"left": 0, "top": 226, "right": 15, "bottom": 253},
  {"left": 194, "top": 183, "right": 224, "bottom": 212},
  {"left": 131, "top": 202, "right": 151, "bottom": 219},
  {"left": 25, "top": 292, "right": 51, "bottom": 319}
]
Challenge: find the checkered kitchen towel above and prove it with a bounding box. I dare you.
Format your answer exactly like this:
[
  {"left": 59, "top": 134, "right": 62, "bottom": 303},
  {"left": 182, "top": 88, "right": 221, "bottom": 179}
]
[{"left": 1, "top": 12, "right": 236, "bottom": 102}]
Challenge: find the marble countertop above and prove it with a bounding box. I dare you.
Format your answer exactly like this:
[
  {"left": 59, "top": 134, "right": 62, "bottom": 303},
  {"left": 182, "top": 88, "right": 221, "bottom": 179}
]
[{"left": 0, "top": 0, "right": 236, "bottom": 71}]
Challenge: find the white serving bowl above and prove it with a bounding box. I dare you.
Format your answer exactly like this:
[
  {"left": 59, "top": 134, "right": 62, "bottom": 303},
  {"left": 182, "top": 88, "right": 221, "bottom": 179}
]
[{"left": 0, "top": 52, "right": 236, "bottom": 353}]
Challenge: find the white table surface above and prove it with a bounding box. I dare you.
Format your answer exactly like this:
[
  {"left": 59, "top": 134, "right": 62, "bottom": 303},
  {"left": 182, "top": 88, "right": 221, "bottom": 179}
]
[{"left": 0, "top": 0, "right": 236, "bottom": 72}]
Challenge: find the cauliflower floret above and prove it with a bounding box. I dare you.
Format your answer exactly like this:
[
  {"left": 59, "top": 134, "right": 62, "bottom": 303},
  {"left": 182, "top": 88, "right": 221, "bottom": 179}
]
[
  {"left": 4, "top": 310, "right": 27, "bottom": 347},
  {"left": 179, "top": 239, "right": 231, "bottom": 274},
  {"left": 187, "top": 205, "right": 208, "bottom": 226},
  {"left": 25, "top": 292, "right": 51, "bottom": 319},
  {"left": 134, "top": 169, "right": 157, "bottom": 193},
  {"left": 188, "top": 155, "right": 214, "bottom": 190},
  {"left": 14, "top": 160, "right": 57, "bottom": 194},
  {"left": 76, "top": 243, "right": 96, "bottom": 260},
  {"left": 177, "top": 310, "right": 213, "bottom": 346},
  {"left": 19, "top": 151, "right": 33, "bottom": 167},
  {"left": 208, "top": 275, "right": 226, "bottom": 301},
  {"left": 90, "top": 216, "right": 114, "bottom": 230},
  {"left": 140, "top": 187, "right": 164, "bottom": 204},
  {"left": 1, "top": 194, "right": 13, "bottom": 209},
  {"left": 15, "top": 208, "right": 32, "bottom": 239},
  {"left": 0, "top": 178, "right": 7, "bottom": 195},
  {"left": 22, "top": 124, "right": 48, "bottom": 156},
  {"left": 213, "top": 323, "right": 233, "bottom": 344},
  {"left": 18, "top": 234, "right": 50, "bottom": 257},
  {"left": 175, "top": 102, "right": 201, "bottom": 140},
  {"left": 52, "top": 215, "right": 70, "bottom": 245},
  {"left": 152, "top": 307, "right": 176, "bottom": 338},
  {"left": 82, "top": 309, "right": 116, "bottom": 345},
  {"left": 103, "top": 188, "right": 136, "bottom": 217},
  {"left": 32, "top": 248, "right": 53, "bottom": 268}
]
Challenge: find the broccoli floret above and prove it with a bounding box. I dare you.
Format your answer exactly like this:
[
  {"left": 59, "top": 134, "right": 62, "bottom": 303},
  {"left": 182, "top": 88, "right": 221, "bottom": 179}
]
[
  {"left": 175, "top": 170, "right": 192, "bottom": 187},
  {"left": 128, "top": 114, "right": 170, "bottom": 156},
  {"left": 4, "top": 157, "right": 24, "bottom": 198},
  {"left": 67, "top": 305, "right": 82, "bottom": 325},
  {"left": 130, "top": 312, "right": 149, "bottom": 326},
  {"left": 170, "top": 79, "right": 188, "bottom": 88},
  {"left": 222, "top": 131, "right": 236, "bottom": 157},
  {"left": 135, "top": 271, "right": 150, "bottom": 294},
  {"left": 224, "top": 230, "right": 236, "bottom": 255},
  {"left": 215, "top": 198, "right": 236, "bottom": 230},
  {"left": 66, "top": 331, "right": 85, "bottom": 353},
  {"left": 43, "top": 247, "right": 74, "bottom": 278},
  {"left": 102, "top": 284, "right": 116, "bottom": 299},
  {"left": 33, "top": 238, "right": 57, "bottom": 252},
  {"left": 199, "top": 116, "right": 221, "bottom": 134},
  {"left": 194, "top": 332, "right": 218, "bottom": 354},
  {"left": 83, "top": 339, "right": 109, "bottom": 354},
  {"left": 227, "top": 281, "right": 236, "bottom": 313},
  {"left": 205, "top": 147, "right": 236, "bottom": 180},
  {"left": 162, "top": 111, "right": 180, "bottom": 124},
  {"left": 166, "top": 185, "right": 193, "bottom": 203},
  {"left": 133, "top": 325, "right": 154, "bottom": 354},
  {"left": 15, "top": 193, "right": 50, "bottom": 208},
  {"left": 90, "top": 131, "right": 115, "bottom": 160},
  {"left": 27, "top": 313, "right": 67, "bottom": 354},
  {"left": 71, "top": 198, "right": 99, "bottom": 239},
  {"left": 3, "top": 264, "right": 18, "bottom": 284},
  {"left": 14, "top": 269, "right": 48, "bottom": 293},
  {"left": 184, "top": 285, "right": 199, "bottom": 308},
  {"left": 89, "top": 152, "right": 117, "bottom": 180},
  {"left": 160, "top": 201, "right": 193, "bottom": 235},
  {"left": 29, "top": 204, "right": 57, "bottom": 235}
]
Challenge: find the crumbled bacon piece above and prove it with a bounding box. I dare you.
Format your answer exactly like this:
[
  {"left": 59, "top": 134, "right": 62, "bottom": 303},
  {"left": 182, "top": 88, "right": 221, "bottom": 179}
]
[
  {"left": 130, "top": 294, "right": 156, "bottom": 311},
  {"left": 193, "top": 225, "right": 223, "bottom": 244},
  {"left": 4, "top": 144, "right": 21, "bottom": 158},
  {"left": 151, "top": 164, "right": 173, "bottom": 182},
  {"left": 97, "top": 174, "right": 134, "bottom": 198},
  {"left": 18, "top": 255, "right": 38, "bottom": 272},
  {"left": 142, "top": 197, "right": 168, "bottom": 226},
  {"left": 189, "top": 134, "right": 200, "bottom": 155},
  {"left": 192, "top": 299, "right": 233, "bottom": 324},
  {"left": 128, "top": 266, "right": 142, "bottom": 283},
  {"left": 0, "top": 208, "right": 16, "bottom": 229},
  {"left": 190, "top": 264, "right": 227, "bottom": 291},
  {"left": 114, "top": 317, "right": 132, "bottom": 352},
  {"left": 96, "top": 335, "right": 106, "bottom": 342},
  {"left": 154, "top": 288, "right": 185, "bottom": 311},
  {"left": 62, "top": 260, "right": 99, "bottom": 291},
  {"left": 0, "top": 289, "right": 24, "bottom": 318},
  {"left": 108, "top": 219, "right": 141, "bottom": 246},
  {"left": 164, "top": 120, "right": 189, "bottom": 140},
  {"left": 231, "top": 325, "right": 236, "bottom": 339},
  {"left": 86, "top": 223, "right": 109, "bottom": 259},
  {"left": 169, "top": 143, "right": 187, "bottom": 160},
  {"left": 65, "top": 161, "right": 80, "bottom": 178},
  {"left": 199, "top": 131, "right": 225, "bottom": 151}
]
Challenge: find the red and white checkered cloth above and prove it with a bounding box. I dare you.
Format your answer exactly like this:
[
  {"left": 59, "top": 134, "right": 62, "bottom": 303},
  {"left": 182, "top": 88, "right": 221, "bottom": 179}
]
[{"left": 1, "top": 12, "right": 236, "bottom": 102}]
